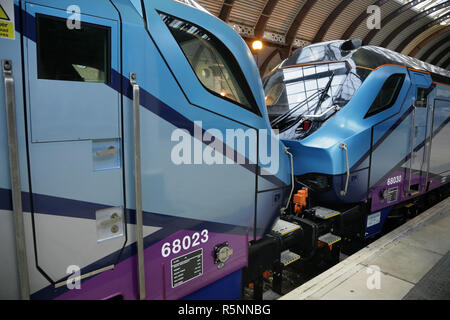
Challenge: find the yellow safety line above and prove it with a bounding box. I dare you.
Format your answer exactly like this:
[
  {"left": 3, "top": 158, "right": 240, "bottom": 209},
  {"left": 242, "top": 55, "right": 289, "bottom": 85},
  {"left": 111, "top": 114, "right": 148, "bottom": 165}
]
[
  {"left": 319, "top": 237, "right": 342, "bottom": 246},
  {"left": 284, "top": 256, "right": 301, "bottom": 267},
  {"left": 324, "top": 212, "right": 341, "bottom": 219},
  {"left": 282, "top": 226, "right": 302, "bottom": 236},
  {"left": 327, "top": 238, "right": 341, "bottom": 246}
]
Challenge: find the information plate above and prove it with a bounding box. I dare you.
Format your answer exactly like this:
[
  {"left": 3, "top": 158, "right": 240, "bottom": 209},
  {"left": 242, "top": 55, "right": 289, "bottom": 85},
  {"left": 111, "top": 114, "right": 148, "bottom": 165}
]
[
  {"left": 171, "top": 248, "right": 203, "bottom": 288},
  {"left": 367, "top": 212, "right": 381, "bottom": 228}
]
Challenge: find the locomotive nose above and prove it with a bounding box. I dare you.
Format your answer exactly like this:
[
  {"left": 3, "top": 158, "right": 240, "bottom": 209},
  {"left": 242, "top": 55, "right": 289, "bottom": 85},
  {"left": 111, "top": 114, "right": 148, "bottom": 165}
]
[{"left": 281, "top": 138, "right": 369, "bottom": 205}]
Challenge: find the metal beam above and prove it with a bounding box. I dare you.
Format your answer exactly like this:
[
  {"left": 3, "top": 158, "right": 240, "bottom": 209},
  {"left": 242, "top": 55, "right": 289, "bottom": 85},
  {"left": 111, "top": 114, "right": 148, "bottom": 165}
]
[
  {"left": 380, "top": 1, "right": 450, "bottom": 49},
  {"left": 285, "top": 0, "right": 317, "bottom": 56},
  {"left": 218, "top": 0, "right": 235, "bottom": 22},
  {"left": 419, "top": 33, "right": 450, "bottom": 61},
  {"left": 341, "top": 0, "right": 389, "bottom": 40},
  {"left": 408, "top": 27, "right": 448, "bottom": 57},
  {"left": 431, "top": 45, "right": 450, "bottom": 66},
  {"left": 254, "top": 0, "right": 280, "bottom": 38},
  {"left": 395, "top": 12, "right": 450, "bottom": 53},
  {"left": 363, "top": 0, "right": 426, "bottom": 45},
  {"left": 312, "top": 0, "right": 352, "bottom": 43}
]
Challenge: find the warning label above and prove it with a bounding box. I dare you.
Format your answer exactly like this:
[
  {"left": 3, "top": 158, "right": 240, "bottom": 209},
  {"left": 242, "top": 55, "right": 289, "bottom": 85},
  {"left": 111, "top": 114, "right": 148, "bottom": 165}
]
[{"left": 0, "top": 0, "right": 14, "bottom": 40}]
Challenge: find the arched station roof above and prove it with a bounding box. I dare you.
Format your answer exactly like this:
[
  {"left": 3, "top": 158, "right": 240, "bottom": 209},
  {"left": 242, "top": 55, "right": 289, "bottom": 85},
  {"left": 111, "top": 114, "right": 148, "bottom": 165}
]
[{"left": 190, "top": 0, "right": 450, "bottom": 74}]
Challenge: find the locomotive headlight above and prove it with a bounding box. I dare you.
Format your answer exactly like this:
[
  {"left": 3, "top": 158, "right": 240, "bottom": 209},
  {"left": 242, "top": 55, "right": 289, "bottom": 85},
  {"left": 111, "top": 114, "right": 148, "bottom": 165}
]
[{"left": 296, "top": 173, "right": 332, "bottom": 192}]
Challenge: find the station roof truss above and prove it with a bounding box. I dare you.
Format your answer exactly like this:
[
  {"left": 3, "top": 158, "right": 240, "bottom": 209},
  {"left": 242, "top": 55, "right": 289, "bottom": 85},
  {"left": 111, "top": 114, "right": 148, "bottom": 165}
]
[{"left": 194, "top": 0, "right": 450, "bottom": 70}]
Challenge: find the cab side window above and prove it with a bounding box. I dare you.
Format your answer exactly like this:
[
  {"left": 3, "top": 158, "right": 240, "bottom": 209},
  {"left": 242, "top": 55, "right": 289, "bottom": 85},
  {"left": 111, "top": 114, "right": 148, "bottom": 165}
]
[
  {"left": 36, "top": 14, "right": 110, "bottom": 83},
  {"left": 160, "top": 13, "right": 260, "bottom": 115},
  {"left": 415, "top": 88, "right": 428, "bottom": 108},
  {"left": 365, "top": 73, "right": 405, "bottom": 118}
]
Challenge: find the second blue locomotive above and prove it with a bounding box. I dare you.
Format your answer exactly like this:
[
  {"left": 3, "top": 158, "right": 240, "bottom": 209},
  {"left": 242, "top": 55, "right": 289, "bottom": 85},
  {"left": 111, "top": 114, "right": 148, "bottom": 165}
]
[{"left": 264, "top": 40, "right": 450, "bottom": 239}]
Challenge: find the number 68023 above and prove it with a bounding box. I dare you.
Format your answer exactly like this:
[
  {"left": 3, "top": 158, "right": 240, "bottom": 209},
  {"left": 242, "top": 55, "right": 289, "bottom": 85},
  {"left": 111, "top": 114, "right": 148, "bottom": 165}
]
[{"left": 161, "top": 229, "right": 209, "bottom": 258}]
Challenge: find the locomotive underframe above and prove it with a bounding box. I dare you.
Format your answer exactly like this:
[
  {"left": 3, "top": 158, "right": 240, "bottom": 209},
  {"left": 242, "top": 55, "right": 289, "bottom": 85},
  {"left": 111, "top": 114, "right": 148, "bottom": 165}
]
[{"left": 243, "top": 181, "right": 450, "bottom": 299}]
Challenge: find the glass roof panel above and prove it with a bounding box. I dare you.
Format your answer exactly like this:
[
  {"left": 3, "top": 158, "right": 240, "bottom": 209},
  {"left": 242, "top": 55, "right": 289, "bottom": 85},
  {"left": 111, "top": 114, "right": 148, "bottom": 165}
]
[{"left": 395, "top": 0, "right": 450, "bottom": 26}]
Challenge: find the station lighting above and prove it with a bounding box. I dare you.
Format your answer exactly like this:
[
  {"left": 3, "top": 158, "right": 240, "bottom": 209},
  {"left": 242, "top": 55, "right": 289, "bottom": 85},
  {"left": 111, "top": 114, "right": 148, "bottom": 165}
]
[{"left": 252, "top": 40, "right": 263, "bottom": 51}]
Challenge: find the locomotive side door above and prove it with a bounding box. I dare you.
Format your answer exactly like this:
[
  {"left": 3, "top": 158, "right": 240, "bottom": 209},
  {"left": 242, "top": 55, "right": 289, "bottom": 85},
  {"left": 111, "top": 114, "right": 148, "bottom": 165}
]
[
  {"left": 406, "top": 70, "right": 433, "bottom": 195},
  {"left": 23, "top": 2, "right": 125, "bottom": 288}
]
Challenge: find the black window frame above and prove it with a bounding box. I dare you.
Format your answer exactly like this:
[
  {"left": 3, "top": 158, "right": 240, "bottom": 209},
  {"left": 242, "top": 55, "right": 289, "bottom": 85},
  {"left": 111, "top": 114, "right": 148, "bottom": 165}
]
[
  {"left": 159, "top": 12, "right": 262, "bottom": 117},
  {"left": 364, "top": 73, "right": 406, "bottom": 119},
  {"left": 35, "top": 13, "right": 112, "bottom": 84}
]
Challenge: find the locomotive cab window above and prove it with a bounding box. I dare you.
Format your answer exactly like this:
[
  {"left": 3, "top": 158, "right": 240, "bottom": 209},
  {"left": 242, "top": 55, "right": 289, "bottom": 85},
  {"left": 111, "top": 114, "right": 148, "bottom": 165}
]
[
  {"left": 160, "top": 13, "right": 260, "bottom": 115},
  {"left": 415, "top": 88, "right": 428, "bottom": 108},
  {"left": 365, "top": 73, "right": 405, "bottom": 118},
  {"left": 36, "top": 15, "right": 110, "bottom": 83}
]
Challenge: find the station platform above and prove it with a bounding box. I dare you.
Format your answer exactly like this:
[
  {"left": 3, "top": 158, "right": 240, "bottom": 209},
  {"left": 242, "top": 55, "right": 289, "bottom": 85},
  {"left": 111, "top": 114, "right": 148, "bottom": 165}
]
[{"left": 280, "top": 197, "right": 450, "bottom": 300}]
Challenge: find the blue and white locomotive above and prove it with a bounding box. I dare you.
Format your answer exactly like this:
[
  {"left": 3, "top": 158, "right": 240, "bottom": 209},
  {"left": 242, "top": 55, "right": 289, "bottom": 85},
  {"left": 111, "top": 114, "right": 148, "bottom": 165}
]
[
  {"left": 2, "top": 0, "right": 450, "bottom": 301},
  {"left": 0, "top": 0, "right": 291, "bottom": 300},
  {"left": 264, "top": 39, "right": 450, "bottom": 239}
]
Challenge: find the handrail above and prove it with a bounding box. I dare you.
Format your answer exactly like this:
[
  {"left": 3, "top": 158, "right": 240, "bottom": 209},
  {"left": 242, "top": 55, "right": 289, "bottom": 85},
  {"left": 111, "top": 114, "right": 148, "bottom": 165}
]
[
  {"left": 408, "top": 107, "right": 416, "bottom": 193},
  {"left": 340, "top": 143, "right": 349, "bottom": 196},
  {"left": 303, "top": 105, "right": 341, "bottom": 120},
  {"left": 3, "top": 60, "right": 30, "bottom": 299},
  {"left": 424, "top": 101, "right": 435, "bottom": 192},
  {"left": 281, "top": 147, "right": 295, "bottom": 215},
  {"left": 130, "top": 72, "right": 146, "bottom": 300}
]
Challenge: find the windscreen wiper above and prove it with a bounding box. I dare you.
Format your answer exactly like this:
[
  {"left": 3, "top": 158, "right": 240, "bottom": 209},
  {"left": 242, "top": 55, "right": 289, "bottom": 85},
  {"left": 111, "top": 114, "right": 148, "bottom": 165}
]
[
  {"left": 271, "top": 90, "right": 322, "bottom": 128},
  {"left": 313, "top": 72, "right": 335, "bottom": 115}
]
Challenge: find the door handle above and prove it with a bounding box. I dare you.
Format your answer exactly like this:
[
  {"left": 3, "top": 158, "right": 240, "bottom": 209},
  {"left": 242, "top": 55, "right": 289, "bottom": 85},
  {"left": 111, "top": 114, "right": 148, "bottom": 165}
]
[{"left": 96, "top": 146, "right": 119, "bottom": 157}]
